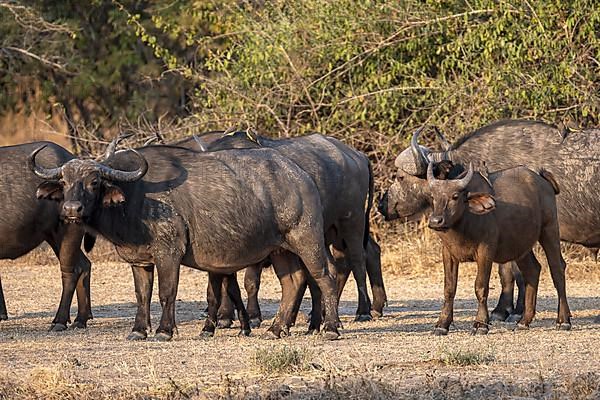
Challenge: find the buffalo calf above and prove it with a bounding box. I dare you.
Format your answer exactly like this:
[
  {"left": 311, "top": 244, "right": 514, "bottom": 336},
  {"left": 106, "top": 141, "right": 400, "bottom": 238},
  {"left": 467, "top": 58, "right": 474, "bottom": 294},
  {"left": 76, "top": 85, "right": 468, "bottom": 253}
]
[{"left": 426, "top": 162, "right": 571, "bottom": 335}]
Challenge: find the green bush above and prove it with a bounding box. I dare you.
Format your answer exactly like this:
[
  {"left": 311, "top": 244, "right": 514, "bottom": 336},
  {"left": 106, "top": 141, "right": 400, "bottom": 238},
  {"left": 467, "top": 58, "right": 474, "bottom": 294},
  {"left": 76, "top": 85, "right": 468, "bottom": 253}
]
[
  {"left": 2, "top": 1, "right": 599, "bottom": 163},
  {"left": 185, "top": 0, "right": 600, "bottom": 155}
]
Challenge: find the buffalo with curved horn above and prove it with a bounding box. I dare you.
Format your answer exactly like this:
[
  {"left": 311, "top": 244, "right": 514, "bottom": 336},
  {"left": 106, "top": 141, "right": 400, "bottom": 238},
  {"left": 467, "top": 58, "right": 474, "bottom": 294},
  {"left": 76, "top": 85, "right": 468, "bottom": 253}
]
[
  {"left": 380, "top": 119, "right": 600, "bottom": 322},
  {"left": 0, "top": 142, "right": 93, "bottom": 331},
  {"left": 425, "top": 159, "right": 570, "bottom": 335},
  {"left": 30, "top": 142, "right": 341, "bottom": 341}
]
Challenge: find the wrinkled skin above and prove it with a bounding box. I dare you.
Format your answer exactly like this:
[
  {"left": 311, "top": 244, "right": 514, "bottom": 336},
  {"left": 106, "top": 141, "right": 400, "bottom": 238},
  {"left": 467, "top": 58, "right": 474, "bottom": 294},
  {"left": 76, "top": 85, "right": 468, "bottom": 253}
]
[
  {"left": 379, "top": 169, "right": 431, "bottom": 223},
  {"left": 31, "top": 145, "right": 341, "bottom": 340},
  {"left": 0, "top": 142, "right": 92, "bottom": 330},
  {"left": 175, "top": 131, "right": 385, "bottom": 331},
  {"left": 381, "top": 119, "right": 600, "bottom": 319},
  {"left": 427, "top": 163, "right": 570, "bottom": 335}
]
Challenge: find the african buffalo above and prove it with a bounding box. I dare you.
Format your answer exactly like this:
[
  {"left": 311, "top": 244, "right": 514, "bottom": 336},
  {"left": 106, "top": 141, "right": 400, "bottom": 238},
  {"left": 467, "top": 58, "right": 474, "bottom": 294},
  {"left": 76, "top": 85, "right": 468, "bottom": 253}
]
[
  {"left": 175, "top": 131, "right": 386, "bottom": 328},
  {"left": 426, "top": 161, "right": 570, "bottom": 335},
  {"left": 29, "top": 144, "right": 341, "bottom": 340},
  {"left": 380, "top": 120, "right": 600, "bottom": 320},
  {"left": 0, "top": 141, "right": 92, "bottom": 330}
]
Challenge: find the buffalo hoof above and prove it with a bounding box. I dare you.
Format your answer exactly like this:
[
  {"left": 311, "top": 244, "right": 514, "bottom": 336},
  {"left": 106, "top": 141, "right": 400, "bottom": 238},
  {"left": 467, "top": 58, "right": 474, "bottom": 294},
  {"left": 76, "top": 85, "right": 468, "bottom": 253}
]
[
  {"left": 238, "top": 329, "right": 251, "bottom": 337},
  {"left": 200, "top": 330, "right": 215, "bottom": 338},
  {"left": 69, "top": 321, "right": 87, "bottom": 330},
  {"left": 490, "top": 309, "right": 510, "bottom": 322},
  {"left": 556, "top": 322, "right": 572, "bottom": 331},
  {"left": 470, "top": 326, "right": 489, "bottom": 335},
  {"left": 217, "top": 319, "right": 233, "bottom": 329},
  {"left": 127, "top": 331, "right": 147, "bottom": 341},
  {"left": 355, "top": 314, "right": 373, "bottom": 322},
  {"left": 322, "top": 329, "right": 340, "bottom": 341},
  {"left": 515, "top": 322, "right": 530, "bottom": 331},
  {"left": 49, "top": 323, "right": 68, "bottom": 332},
  {"left": 262, "top": 329, "right": 281, "bottom": 340},
  {"left": 266, "top": 325, "right": 289, "bottom": 339},
  {"left": 305, "top": 328, "right": 319, "bottom": 336},
  {"left": 506, "top": 313, "right": 522, "bottom": 323},
  {"left": 371, "top": 310, "right": 383, "bottom": 319},
  {"left": 432, "top": 327, "right": 449, "bottom": 336},
  {"left": 0, "top": 314, "right": 7, "bottom": 321},
  {"left": 249, "top": 318, "right": 262, "bottom": 329},
  {"left": 153, "top": 332, "right": 173, "bottom": 342}
]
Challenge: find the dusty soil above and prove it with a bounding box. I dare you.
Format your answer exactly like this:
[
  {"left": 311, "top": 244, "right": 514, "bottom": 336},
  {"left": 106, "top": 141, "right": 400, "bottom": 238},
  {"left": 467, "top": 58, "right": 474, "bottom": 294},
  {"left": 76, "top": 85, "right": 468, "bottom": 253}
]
[{"left": 0, "top": 241, "right": 599, "bottom": 399}]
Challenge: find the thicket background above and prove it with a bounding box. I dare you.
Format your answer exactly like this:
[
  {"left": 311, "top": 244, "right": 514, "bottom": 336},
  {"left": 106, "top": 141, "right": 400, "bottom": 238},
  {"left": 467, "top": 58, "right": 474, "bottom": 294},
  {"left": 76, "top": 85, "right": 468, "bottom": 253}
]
[{"left": 1, "top": 0, "right": 599, "bottom": 175}]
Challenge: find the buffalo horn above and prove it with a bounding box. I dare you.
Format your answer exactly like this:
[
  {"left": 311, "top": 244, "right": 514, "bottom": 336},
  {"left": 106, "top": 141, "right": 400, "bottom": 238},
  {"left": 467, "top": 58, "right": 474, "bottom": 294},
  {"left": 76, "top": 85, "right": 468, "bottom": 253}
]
[
  {"left": 411, "top": 127, "right": 429, "bottom": 176},
  {"left": 28, "top": 146, "right": 63, "bottom": 180},
  {"left": 98, "top": 149, "right": 148, "bottom": 182}
]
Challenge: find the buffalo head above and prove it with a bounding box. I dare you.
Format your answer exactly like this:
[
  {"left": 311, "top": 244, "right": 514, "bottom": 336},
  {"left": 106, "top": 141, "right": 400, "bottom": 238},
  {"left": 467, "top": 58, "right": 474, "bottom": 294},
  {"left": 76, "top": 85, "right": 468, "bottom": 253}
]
[
  {"left": 28, "top": 144, "right": 148, "bottom": 223},
  {"left": 426, "top": 162, "right": 495, "bottom": 231},
  {"left": 378, "top": 170, "right": 431, "bottom": 221},
  {"left": 378, "top": 126, "right": 462, "bottom": 222}
]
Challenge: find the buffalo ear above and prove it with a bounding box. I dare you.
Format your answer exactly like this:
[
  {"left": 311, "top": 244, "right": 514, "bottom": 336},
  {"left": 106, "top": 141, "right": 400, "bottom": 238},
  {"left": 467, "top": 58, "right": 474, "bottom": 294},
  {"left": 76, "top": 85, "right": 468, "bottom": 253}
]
[
  {"left": 102, "top": 182, "right": 126, "bottom": 207},
  {"left": 467, "top": 192, "right": 495, "bottom": 215},
  {"left": 36, "top": 181, "right": 63, "bottom": 201}
]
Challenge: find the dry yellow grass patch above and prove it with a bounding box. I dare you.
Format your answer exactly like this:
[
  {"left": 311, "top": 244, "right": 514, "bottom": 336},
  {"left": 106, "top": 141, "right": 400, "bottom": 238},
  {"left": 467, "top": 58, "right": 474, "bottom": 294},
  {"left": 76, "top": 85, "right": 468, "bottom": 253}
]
[{"left": 0, "top": 225, "right": 599, "bottom": 399}]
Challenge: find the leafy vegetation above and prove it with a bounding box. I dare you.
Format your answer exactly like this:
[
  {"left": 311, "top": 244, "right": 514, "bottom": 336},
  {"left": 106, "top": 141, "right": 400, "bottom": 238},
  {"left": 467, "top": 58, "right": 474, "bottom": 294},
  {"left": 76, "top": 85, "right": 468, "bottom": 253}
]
[{"left": 1, "top": 1, "right": 599, "bottom": 160}]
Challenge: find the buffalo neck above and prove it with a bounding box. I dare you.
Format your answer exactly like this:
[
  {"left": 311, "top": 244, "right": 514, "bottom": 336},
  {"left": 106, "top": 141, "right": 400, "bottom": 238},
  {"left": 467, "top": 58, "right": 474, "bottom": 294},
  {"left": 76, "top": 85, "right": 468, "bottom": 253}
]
[
  {"left": 90, "top": 181, "right": 154, "bottom": 248},
  {"left": 434, "top": 212, "right": 495, "bottom": 262}
]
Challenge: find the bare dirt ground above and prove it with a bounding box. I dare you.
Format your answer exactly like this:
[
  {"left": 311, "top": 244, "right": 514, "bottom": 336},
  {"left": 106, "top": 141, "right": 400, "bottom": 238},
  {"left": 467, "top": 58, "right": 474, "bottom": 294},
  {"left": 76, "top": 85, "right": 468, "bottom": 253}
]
[{"left": 1, "top": 236, "right": 599, "bottom": 399}]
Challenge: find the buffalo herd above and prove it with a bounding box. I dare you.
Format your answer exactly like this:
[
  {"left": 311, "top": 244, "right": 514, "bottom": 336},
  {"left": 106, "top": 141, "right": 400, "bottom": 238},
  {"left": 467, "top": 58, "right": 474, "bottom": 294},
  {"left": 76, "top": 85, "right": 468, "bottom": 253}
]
[{"left": 0, "top": 119, "right": 598, "bottom": 340}]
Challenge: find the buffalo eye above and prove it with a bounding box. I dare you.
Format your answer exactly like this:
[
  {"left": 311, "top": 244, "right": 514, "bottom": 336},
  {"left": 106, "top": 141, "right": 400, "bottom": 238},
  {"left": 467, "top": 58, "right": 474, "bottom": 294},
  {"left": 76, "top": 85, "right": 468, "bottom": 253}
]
[
  {"left": 90, "top": 179, "right": 100, "bottom": 189},
  {"left": 451, "top": 192, "right": 460, "bottom": 200}
]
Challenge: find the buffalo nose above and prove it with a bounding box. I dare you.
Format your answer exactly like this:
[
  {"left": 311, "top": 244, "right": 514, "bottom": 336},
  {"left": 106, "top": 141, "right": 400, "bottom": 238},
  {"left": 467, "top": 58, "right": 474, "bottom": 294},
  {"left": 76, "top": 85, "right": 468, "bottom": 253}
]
[
  {"left": 429, "top": 215, "right": 444, "bottom": 228},
  {"left": 63, "top": 201, "right": 83, "bottom": 218}
]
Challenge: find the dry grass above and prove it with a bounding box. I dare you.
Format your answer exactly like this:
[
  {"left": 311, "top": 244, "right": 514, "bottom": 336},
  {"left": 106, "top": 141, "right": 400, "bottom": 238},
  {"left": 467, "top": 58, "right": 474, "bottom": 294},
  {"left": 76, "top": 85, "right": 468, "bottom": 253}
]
[
  {"left": 0, "top": 225, "right": 599, "bottom": 399},
  {"left": 2, "top": 367, "right": 600, "bottom": 399},
  {"left": 0, "top": 108, "right": 71, "bottom": 147},
  {"left": 252, "top": 346, "right": 313, "bottom": 374},
  {"left": 439, "top": 347, "right": 496, "bottom": 367}
]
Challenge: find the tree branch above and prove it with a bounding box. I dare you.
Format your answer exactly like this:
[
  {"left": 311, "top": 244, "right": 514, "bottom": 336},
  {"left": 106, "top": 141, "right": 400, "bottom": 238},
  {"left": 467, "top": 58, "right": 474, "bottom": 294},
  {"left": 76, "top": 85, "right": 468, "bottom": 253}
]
[{"left": 2, "top": 46, "right": 76, "bottom": 75}]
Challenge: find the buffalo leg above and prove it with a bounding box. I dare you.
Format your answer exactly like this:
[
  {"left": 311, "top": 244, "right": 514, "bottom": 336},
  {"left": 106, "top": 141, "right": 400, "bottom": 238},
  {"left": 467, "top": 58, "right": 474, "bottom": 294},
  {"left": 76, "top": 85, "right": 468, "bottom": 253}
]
[
  {"left": 539, "top": 225, "right": 572, "bottom": 330},
  {"left": 48, "top": 227, "right": 89, "bottom": 331},
  {"left": 334, "top": 235, "right": 371, "bottom": 321},
  {"left": 0, "top": 276, "right": 7, "bottom": 320},
  {"left": 223, "top": 274, "right": 251, "bottom": 336},
  {"left": 434, "top": 246, "right": 459, "bottom": 336},
  {"left": 284, "top": 223, "right": 339, "bottom": 339},
  {"left": 71, "top": 251, "right": 92, "bottom": 329},
  {"left": 244, "top": 265, "right": 264, "bottom": 328},
  {"left": 217, "top": 276, "right": 235, "bottom": 329},
  {"left": 366, "top": 237, "right": 386, "bottom": 318},
  {"left": 472, "top": 257, "right": 493, "bottom": 335},
  {"left": 154, "top": 257, "right": 181, "bottom": 341},
  {"left": 306, "top": 275, "right": 324, "bottom": 333},
  {"left": 289, "top": 279, "right": 309, "bottom": 327},
  {"left": 514, "top": 251, "right": 542, "bottom": 329},
  {"left": 202, "top": 272, "right": 223, "bottom": 337},
  {"left": 129, "top": 264, "right": 154, "bottom": 340},
  {"left": 268, "top": 252, "right": 306, "bottom": 338},
  {"left": 512, "top": 263, "right": 525, "bottom": 319},
  {"left": 491, "top": 262, "right": 516, "bottom": 321},
  {"left": 294, "top": 251, "right": 339, "bottom": 339}
]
